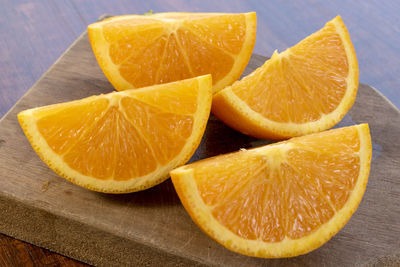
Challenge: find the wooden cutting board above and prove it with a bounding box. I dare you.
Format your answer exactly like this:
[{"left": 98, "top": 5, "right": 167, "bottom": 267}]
[{"left": 0, "top": 29, "right": 399, "bottom": 267}]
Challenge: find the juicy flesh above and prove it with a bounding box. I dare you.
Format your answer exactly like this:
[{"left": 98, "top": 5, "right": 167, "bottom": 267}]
[
  {"left": 101, "top": 14, "right": 246, "bottom": 87},
  {"left": 191, "top": 126, "right": 360, "bottom": 241},
  {"left": 232, "top": 22, "right": 349, "bottom": 123},
  {"left": 35, "top": 80, "right": 198, "bottom": 180}
]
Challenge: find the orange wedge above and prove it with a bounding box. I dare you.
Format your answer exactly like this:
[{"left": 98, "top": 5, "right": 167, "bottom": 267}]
[
  {"left": 171, "top": 124, "right": 371, "bottom": 258},
  {"left": 88, "top": 12, "right": 256, "bottom": 93},
  {"left": 212, "top": 16, "right": 358, "bottom": 139},
  {"left": 18, "top": 75, "right": 212, "bottom": 193}
]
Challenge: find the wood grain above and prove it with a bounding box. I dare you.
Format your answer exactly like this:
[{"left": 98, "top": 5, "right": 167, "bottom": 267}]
[
  {"left": 0, "top": 30, "right": 399, "bottom": 266},
  {"left": 0, "top": 233, "right": 87, "bottom": 266}
]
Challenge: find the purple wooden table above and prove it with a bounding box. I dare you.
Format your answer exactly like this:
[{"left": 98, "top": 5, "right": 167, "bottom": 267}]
[{"left": 1, "top": 0, "right": 399, "bottom": 265}]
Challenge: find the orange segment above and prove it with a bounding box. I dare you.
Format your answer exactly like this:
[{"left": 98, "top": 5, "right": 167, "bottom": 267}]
[
  {"left": 62, "top": 106, "right": 128, "bottom": 180},
  {"left": 119, "top": 35, "right": 168, "bottom": 88},
  {"left": 212, "top": 16, "right": 358, "bottom": 139},
  {"left": 121, "top": 97, "right": 193, "bottom": 165},
  {"left": 170, "top": 124, "right": 371, "bottom": 258},
  {"left": 156, "top": 33, "right": 192, "bottom": 84},
  {"left": 18, "top": 75, "right": 212, "bottom": 193},
  {"left": 182, "top": 14, "right": 248, "bottom": 54},
  {"left": 176, "top": 29, "right": 234, "bottom": 83},
  {"left": 108, "top": 25, "right": 166, "bottom": 65},
  {"left": 35, "top": 98, "right": 109, "bottom": 154},
  {"left": 88, "top": 12, "right": 256, "bottom": 93}
]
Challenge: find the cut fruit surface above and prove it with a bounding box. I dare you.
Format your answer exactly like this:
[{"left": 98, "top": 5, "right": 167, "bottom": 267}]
[
  {"left": 18, "top": 75, "right": 212, "bottom": 193},
  {"left": 212, "top": 16, "right": 358, "bottom": 139},
  {"left": 170, "top": 124, "right": 371, "bottom": 258},
  {"left": 88, "top": 12, "right": 256, "bottom": 93}
]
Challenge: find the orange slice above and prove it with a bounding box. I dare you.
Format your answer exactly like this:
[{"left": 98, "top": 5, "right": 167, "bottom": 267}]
[
  {"left": 88, "top": 12, "right": 257, "bottom": 93},
  {"left": 212, "top": 16, "right": 358, "bottom": 140},
  {"left": 171, "top": 124, "right": 371, "bottom": 258},
  {"left": 18, "top": 75, "right": 212, "bottom": 193}
]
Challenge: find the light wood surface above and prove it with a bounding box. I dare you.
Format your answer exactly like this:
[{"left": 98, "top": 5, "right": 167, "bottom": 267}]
[{"left": 0, "top": 30, "right": 399, "bottom": 266}]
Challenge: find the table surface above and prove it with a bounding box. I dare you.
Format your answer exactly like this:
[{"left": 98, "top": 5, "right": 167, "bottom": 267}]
[{"left": 1, "top": 0, "right": 399, "bottom": 266}]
